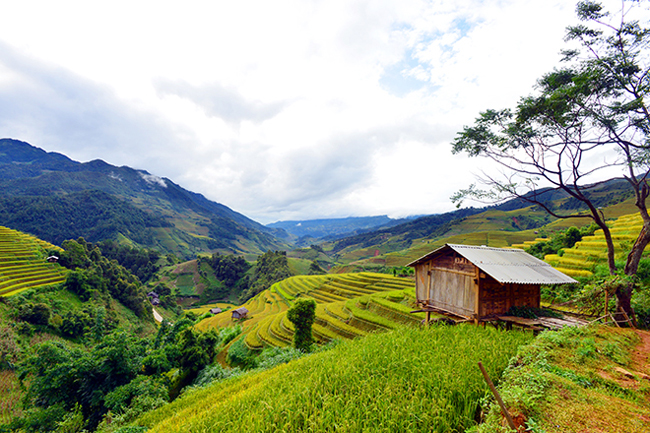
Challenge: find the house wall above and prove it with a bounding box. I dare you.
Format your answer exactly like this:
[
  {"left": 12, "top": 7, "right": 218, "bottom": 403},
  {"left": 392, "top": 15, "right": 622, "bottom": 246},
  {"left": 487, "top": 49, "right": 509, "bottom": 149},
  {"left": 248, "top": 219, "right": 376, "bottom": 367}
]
[
  {"left": 478, "top": 277, "right": 540, "bottom": 317},
  {"left": 415, "top": 249, "right": 478, "bottom": 319}
]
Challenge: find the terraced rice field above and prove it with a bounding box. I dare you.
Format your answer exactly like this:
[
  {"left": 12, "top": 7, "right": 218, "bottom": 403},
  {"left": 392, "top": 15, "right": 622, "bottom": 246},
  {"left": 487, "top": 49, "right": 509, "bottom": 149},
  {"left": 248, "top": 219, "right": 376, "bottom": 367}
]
[
  {"left": 134, "top": 325, "right": 533, "bottom": 433},
  {"left": 0, "top": 226, "right": 66, "bottom": 297},
  {"left": 515, "top": 213, "right": 648, "bottom": 278},
  {"left": 196, "top": 272, "right": 424, "bottom": 350}
]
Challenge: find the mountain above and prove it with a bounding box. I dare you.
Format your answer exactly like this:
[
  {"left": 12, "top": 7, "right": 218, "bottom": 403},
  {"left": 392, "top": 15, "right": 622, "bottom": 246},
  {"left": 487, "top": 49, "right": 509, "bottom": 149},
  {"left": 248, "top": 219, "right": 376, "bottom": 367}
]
[
  {"left": 0, "top": 139, "right": 289, "bottom": 258},
  {"left": 266, "top": 215, "right": 414, "bottom": 243},
  {"left": 324, "top": 178, "right": 635, "bottom": 266}
]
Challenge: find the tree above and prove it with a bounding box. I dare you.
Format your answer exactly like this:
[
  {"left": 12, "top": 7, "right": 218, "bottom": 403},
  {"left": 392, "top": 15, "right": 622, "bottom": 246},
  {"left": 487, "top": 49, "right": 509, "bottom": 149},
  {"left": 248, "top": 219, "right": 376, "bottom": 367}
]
[
  {"left": 452, "top": 0, "right": 649, "bottom": 322},
  {"left": 286, "top": 299, "right": 317, "bottom": 352}
]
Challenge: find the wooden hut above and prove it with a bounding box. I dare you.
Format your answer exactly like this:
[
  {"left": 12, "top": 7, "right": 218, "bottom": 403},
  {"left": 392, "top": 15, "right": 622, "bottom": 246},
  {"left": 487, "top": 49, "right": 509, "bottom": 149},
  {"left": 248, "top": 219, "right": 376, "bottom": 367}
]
[
  {"left": 231, "top": 307, "right": 249, "bottom": 320},
  {"left": 407, "top": 244, "right": 576, "bottom": 322},
  {"left": 210, "top": 307, "right": 222, "bottom": 315}
]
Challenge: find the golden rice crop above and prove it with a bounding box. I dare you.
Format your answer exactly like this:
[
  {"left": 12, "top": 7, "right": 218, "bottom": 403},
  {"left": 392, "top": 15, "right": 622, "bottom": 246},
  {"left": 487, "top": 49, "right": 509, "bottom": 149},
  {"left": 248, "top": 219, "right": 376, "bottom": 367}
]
[{"left": 135, "top": 325, "right": 533, "bottom": 433}]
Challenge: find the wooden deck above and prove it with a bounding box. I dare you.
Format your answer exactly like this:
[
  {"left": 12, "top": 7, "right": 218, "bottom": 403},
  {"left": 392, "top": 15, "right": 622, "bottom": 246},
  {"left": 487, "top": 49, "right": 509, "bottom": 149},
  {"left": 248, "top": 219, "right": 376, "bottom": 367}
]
[
  {"left": 496, "top": 315, "right": 587, "bottom": 331},
  {"left": 411, "top": 304, "right": 589, "bottom": 330}
]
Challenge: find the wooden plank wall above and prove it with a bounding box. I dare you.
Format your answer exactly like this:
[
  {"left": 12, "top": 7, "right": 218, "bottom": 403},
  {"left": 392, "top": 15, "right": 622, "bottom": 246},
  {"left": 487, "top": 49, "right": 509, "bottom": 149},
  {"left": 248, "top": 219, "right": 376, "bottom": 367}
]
[
  {"left": 414, "top": 249, "right": 478, "bottom": 319},
  {"left": 431, "top": 268, "right": 475, "bottom": 318},
  {"left": 479, "top": 277, "right": 540, "bottom": 317}
]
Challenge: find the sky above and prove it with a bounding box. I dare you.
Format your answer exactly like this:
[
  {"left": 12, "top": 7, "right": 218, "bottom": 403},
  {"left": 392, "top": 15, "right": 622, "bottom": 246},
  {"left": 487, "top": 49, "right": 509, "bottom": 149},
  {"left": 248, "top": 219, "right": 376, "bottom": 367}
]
[{"left": 0, "top": 0, "right": 634, "bottom": 224}]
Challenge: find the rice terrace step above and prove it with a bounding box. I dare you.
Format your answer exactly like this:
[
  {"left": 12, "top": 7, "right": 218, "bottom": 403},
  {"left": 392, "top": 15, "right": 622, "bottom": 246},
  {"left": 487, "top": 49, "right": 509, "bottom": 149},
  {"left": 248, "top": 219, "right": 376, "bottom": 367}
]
[{"left": 0, "top": 226, "right": 66, "bottom": 297}]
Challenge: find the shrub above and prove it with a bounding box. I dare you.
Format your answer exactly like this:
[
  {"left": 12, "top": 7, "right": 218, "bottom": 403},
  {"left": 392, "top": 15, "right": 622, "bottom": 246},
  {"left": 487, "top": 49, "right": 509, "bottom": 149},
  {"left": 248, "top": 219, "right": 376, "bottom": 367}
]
[
  {"left": 286, "top": 298, "right": 317, "bottom": 352},
  {"left": 226, "top": 338, "right": 256, "bottom": 369}
]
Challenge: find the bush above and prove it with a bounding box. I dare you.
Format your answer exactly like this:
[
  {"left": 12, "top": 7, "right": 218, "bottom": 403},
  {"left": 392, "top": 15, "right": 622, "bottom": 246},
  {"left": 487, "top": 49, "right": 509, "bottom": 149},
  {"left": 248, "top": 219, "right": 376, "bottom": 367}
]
[
  {"left": 286, "top": 298, "right": 316, "bottom": 352},
  {"left": 219, "top": 325, "right": 242, "bottom": 346},
  {"left": 18, "top": 303, "right": 51, "bottom": 326},
  {"left": 226, "top": 338, "right": 256, "bottom": 369}
]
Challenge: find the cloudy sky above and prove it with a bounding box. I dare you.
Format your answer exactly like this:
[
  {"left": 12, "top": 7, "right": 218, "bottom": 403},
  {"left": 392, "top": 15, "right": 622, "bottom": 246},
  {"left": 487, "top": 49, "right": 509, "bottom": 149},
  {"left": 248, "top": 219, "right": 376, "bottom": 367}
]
[{"left": 0, "top": 0, "right": 631, "bottom": 224}]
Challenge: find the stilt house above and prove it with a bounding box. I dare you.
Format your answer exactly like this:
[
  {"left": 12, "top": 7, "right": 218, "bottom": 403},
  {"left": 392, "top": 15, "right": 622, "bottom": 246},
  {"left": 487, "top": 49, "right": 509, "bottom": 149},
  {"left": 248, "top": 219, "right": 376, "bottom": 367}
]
[{"left": 407, "top": 244, "right": 577, "bottom": 321}]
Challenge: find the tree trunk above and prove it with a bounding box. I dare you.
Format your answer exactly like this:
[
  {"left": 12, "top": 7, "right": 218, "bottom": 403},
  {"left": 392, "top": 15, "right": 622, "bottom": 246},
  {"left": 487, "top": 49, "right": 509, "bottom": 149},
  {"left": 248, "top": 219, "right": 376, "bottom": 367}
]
[
  {"left": 624, "top": 220, "right": 650, "bottom": 276},
  {"left": 614, "top": 282, "right": 635, "bottom": 327},
  {"left": 601, "top": 224, "right": 617, "bottom": 276},
  {"left": 587, "top": 204, "right": 617, "bottom": 275}
]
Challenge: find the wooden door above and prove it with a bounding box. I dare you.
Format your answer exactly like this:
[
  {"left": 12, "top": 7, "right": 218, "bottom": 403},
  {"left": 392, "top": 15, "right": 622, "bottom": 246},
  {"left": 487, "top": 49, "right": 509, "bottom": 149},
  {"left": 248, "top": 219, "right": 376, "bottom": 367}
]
[{"left": 430, "top": 269, "right": 476, "bottom": 318}]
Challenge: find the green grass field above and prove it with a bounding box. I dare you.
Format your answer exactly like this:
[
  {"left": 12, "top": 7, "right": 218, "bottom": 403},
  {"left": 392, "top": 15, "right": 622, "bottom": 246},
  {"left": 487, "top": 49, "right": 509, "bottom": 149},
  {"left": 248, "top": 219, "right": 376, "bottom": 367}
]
[{"left": 133, "top": 325, "right": 533, "bottom": 433}]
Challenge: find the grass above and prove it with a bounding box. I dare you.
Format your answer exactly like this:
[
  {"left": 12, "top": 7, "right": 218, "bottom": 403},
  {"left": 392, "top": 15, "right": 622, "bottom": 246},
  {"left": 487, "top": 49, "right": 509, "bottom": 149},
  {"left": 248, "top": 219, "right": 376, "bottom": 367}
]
[
  {"left": 132, "top": 325, "right": 533, "bottom": 433},
  {"left": 475, "top": 325, "right": 650, "bottom": 432}
]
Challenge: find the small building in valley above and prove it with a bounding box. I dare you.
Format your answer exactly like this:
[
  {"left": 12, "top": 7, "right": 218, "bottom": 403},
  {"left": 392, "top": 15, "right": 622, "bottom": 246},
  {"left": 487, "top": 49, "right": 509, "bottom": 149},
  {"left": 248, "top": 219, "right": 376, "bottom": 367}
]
[
  {"left": 231, "top": 307, "right": 249, "bottom": 320},
  {"left": 210, "top": 307, "right": 222, "bottom": 315},
  {"left": 147, "top": 291, "right": 160, "bottom": 306},
  {"left": 407, "top": 244, "right": 576, "bottom": 322}
]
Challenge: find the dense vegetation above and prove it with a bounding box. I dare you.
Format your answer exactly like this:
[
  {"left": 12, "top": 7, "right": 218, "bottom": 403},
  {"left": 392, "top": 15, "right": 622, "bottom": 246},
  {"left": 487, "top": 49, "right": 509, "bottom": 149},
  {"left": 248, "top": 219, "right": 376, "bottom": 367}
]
[
  {"left": 0, "top": 191, "right": 171, "bottom": 246},
  {"left": 96, "top": 240, "right": 161, "bottom": 283},
  {"left": 195, "top": 253, "right": 251, "bottom": 302},
  {"left": 5, "top": 316, "right": 224, "bottom": 432},
  {"left": 238, "top": 251, "right": 292, "bottom": 302},
  {"left": 524, "top": 224, "right": 597, "bottom": 259},
  {"left": 59, "top": 238, "right": 153, "bottom": 320}
]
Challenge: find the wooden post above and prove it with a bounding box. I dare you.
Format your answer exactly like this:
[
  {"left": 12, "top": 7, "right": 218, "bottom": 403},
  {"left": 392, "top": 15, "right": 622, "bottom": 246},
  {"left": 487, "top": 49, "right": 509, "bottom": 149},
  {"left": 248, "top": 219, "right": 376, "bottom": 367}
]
[
  {"left": 478, "top": 361, "right": 517, "bottom": 432},
  {"left": 604, "top": 290, "right": 608, "bottom": 324},
  {"left": 474, "top": 266, "right": 481, "bottom": 324},
  {"left": 426, "top": 310, "right": 431, "bottom": 326},
  {"left": 621, "top": 311, "right": 636, "bottom": 329}
]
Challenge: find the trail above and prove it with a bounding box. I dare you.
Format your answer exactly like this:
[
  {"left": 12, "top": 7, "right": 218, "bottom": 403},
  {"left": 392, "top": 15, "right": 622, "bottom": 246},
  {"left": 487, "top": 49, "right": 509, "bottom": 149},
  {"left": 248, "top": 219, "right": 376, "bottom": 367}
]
[{"left": 152, "top": 308, "right": 163, "bottom": 323}]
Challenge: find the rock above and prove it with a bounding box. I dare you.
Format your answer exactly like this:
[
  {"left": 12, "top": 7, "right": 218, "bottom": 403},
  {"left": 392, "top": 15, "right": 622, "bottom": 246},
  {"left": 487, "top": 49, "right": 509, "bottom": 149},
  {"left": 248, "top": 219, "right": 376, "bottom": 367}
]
[{"left": 614, "top": 367, "right": 635, "bottom": 378}]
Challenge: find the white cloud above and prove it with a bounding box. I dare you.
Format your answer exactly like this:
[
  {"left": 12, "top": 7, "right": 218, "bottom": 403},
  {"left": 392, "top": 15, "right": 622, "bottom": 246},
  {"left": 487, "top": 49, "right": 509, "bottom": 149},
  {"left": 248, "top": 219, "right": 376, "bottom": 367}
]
[{"left": 0, "top": 0, "right": 636, "bottom": 224}]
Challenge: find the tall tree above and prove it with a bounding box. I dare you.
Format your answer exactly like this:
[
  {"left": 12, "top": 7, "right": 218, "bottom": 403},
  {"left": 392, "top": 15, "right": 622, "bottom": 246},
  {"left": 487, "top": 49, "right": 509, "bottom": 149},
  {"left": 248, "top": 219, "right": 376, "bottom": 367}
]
[
  {"left": 452, "top": 0, "right": 649, "bottom": 321},
  {"left": 287, "top": 299, "right": 317, "bottom": 352}
]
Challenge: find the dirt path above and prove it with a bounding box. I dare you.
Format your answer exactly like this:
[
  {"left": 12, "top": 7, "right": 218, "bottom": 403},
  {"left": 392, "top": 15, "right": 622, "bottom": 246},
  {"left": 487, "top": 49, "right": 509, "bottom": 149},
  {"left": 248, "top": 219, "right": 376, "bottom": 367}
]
[
  {"left": 152, "top": 308, "right": 163, "bottom": 323},
  {"left": 630, "top": 329, "right": 650, "bottom": 375}
]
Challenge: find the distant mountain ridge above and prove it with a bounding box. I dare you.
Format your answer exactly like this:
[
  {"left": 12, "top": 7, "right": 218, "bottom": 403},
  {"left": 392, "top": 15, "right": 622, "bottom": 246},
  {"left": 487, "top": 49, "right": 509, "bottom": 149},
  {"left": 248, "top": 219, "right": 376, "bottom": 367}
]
[
  {"left": 324, "top": 178, "right": 634, "bottom": 264},
  {"left": 267, "top": 215, "right": 416, "bottom": 243},
  {"left": 0, "top": 139, "right": 289, "bottom": 258}
]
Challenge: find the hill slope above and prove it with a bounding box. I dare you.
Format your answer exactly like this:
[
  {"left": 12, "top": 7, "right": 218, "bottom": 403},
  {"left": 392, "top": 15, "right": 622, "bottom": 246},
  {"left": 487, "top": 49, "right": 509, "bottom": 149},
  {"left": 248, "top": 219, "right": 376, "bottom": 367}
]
[
  {"left": 131, "top": 325, "right": 532, "bottom": 433},
  {"left": 325, "top": 179, "right": 635, "bottom": 269},
  {"left": 0, "top": 139, "right": 288, "bottom": 258},
  {"left": 0, "top": 226, "right": 66, "bottom": 296}
]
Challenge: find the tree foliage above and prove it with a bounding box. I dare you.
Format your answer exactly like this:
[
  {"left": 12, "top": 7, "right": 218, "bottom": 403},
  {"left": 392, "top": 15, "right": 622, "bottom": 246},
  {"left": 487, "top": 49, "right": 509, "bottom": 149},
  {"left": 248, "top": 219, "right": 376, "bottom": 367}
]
[
  {"left": 60, "top": 238, "right": 153, "bottom": 320},
  {"left": 11, "top": 313, "right": 222, "bottom": 432},
  {"left": 452, "top": 0, "right": 649, "bottom": 320},
  {"left": 287, "top": 298, "right": 317, "bottom": 352},
  {"left": 96, "top": 240, "right": 161, "bottom": 283},
  {"left": 238, "top": 251, "right": 291, "bottom": 302}
]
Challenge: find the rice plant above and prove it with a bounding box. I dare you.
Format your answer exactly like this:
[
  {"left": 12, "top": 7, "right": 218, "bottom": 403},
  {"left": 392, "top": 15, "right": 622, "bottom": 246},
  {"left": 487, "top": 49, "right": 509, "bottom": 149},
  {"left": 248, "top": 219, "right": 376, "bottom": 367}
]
[{"left": 134, "top": 325, "right": 533, "bottom": 433}]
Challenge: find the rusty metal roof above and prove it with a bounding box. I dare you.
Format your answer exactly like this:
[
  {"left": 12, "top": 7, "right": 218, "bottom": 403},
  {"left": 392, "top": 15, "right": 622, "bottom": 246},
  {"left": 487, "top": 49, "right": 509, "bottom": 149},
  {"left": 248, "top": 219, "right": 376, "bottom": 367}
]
[{"left": 407, "top": 243, "right": 577, "bottom": 285}]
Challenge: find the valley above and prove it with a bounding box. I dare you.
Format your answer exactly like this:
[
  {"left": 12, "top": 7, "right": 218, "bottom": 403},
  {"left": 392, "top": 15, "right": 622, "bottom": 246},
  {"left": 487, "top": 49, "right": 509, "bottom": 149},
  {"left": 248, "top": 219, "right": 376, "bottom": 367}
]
[{"left": 1, "top": 140, "right": 650, "bottom": 433}]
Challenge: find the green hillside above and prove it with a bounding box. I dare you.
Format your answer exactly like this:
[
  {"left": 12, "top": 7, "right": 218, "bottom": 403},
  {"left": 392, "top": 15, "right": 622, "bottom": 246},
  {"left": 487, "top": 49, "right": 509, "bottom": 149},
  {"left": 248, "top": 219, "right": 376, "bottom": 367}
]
[
  {"left": 196, "top": 273, "right": 419, "bottom": 350},
  {"left": 0, "top": 139, "right": 289, "bottom": 259},
  {"left": 330, "top": 193, "right": 642, "bottom": 272},
  {"left": 130, "top": 325, "right": 533, "bottom": 433},
  {"left": 0, "top": 226, "right": 66, "bottom": 297}
]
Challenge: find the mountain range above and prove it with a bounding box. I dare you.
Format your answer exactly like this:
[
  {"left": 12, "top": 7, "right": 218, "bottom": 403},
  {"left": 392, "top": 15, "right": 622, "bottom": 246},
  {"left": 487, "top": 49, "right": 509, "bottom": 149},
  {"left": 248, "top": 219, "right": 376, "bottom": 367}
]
[
  {"left": 0, "top": 138, "right": 635, "bottom": 263},
  {"left": 0, "top": 139, "right": 288, "bottom": 259}
]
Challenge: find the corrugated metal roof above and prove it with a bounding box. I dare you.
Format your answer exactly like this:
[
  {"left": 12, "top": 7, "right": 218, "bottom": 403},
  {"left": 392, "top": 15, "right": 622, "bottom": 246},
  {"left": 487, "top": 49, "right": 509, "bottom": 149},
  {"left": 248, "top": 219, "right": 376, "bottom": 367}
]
[{"left": 408, "top": 243, "right": 577, "bottom": 285}]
